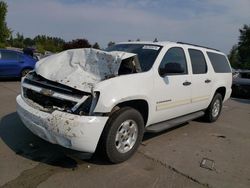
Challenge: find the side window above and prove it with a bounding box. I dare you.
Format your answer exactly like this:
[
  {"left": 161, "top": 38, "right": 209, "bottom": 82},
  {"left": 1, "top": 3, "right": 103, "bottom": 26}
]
[
  {"left": 0, "top": 51, "right": 19, "bottom": 60},
  {"left": 159, "top": 47, "right": 187, "bottom": 76},
  {"left": 207, "top": 52, "right": 231, "bottom": 73},
  {"left": 188, "top": 49, "right": 207, "bottom": 74}
]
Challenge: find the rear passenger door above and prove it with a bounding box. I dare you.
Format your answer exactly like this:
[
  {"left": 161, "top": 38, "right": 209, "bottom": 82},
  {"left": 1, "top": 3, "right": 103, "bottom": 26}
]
[{"left": 188, "top": 49, "right": 213, "bottom": 111}]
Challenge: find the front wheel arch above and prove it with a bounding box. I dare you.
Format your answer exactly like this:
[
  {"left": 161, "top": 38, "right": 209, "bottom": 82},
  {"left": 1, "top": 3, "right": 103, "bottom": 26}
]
[
  {"left": 110, "top": 99, "right": 149, "bottom": 126},
  {"left": 97, "top": 107, "right": 145, "bottom": 163}
]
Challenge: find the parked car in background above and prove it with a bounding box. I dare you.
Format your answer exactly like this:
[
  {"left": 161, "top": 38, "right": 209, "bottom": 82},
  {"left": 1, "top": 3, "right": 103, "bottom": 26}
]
[
  {"left": 0, "top": 49, "right": 37, "bottom": 78},
  {"left": 232, "top": 70, "right": 250, "bottom": 99}
]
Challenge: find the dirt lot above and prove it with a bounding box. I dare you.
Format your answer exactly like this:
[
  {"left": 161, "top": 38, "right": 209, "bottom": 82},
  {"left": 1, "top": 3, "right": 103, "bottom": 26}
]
[{"left": 0, "top": 81, "right": 250, "bottom": 188}]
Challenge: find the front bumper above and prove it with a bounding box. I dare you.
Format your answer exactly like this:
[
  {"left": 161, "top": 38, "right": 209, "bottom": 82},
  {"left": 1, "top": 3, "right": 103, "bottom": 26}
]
[{"left": 16, "top": 95, "right": 109, "bottom": 153}]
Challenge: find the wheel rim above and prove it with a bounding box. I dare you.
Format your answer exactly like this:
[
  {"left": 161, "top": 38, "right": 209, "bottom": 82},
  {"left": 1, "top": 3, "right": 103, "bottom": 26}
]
[
  {"left": 115, "top": 119, "right": 138, "bottom": 153},
  {"left": 22, "top": 69, "right": 30, "bottom": 77},
  {"left": 212, "top": 99, "right": 220, "bottom": 118}
]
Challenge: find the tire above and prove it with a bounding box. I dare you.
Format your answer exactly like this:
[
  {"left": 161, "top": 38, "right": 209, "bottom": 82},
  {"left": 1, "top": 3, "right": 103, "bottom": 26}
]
[
  {"left": 21, "top": 69, "right": 31, "bottom": 77},
  {"left": 204, "top": 93, "right": 223, "bottom": 122},
  {"left": 99, "top": 107, "right": 144, "bottom": 163}
]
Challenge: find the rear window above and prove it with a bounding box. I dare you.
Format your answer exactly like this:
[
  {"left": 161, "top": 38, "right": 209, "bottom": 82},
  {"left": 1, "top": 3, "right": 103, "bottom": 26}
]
[
  {"left": 207, "top": 52, "right": 231, "bottom": 73},
  {"left": 0, "top": 51, "right": 20, "bottom": 60}
]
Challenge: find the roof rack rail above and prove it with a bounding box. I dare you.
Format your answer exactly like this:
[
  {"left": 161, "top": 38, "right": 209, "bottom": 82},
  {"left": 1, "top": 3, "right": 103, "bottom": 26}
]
[{"left": 177, "top": 42, "right": 220, "bottom": 52}]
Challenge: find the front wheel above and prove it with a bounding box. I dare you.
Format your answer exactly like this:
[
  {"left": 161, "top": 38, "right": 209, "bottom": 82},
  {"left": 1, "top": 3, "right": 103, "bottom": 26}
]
[
  {"left": 204, "top": 93, "right": 223, "bottom": 122},
  {"left": 99, "top": 107, "right": 144, "bottom": 163}
]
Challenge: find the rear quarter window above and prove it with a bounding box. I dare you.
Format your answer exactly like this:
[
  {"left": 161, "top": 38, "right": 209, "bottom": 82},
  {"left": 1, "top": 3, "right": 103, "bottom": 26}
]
[{"left": 207, "top": 52, "right": 231, "bottom": 73}]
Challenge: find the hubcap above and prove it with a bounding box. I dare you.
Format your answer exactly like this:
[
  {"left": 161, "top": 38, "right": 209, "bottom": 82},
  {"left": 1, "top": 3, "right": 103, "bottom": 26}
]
[
  {"left": 115, "top": 120, "right": 138, "bottom": 153},
  {"left": 212, "top": 99, "right": 220, "bottom": 117}
]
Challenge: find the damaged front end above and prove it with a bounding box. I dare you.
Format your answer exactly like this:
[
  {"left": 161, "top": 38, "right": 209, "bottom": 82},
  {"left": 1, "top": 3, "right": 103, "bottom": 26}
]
[
  {"left": 16, "top": 48, "right": 140, "bottom": 153},
  {"left": 22, "top": 71, "right": 98, "bottom": 116},
  {"left": 17, "top": 72, "right": 108, "bottom": 153},
  {"left": 21, "top": 48, "right": 141, "bottom": 115}
]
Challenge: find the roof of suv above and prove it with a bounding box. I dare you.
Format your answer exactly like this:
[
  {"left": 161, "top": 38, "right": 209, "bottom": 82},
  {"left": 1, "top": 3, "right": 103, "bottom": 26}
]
[{"left": 117, "top": 41, "right": 221, "bottom": 53}]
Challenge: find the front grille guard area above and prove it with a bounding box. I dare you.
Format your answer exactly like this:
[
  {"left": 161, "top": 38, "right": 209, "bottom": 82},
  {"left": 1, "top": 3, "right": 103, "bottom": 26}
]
[
  {"left": 22, "top": 72, "right": 92, "bottom": 114},
  {"left": 25, "top": 72, "right": 88, "bottom": 98}
]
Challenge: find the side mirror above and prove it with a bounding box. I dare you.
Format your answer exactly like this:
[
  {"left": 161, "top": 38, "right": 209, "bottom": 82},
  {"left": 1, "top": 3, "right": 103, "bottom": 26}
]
[{"left": 160, "top": 62, "right": 184, "bottom": 76}]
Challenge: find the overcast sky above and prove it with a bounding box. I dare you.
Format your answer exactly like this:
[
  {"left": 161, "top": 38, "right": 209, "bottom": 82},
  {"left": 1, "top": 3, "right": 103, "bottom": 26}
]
[{"left": 5, "top": 0, "right": 250, "bottom": 53}]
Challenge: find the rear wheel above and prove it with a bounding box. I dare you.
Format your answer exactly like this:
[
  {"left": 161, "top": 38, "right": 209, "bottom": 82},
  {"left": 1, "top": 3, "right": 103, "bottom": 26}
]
[
  {"left": 99, "top": 107, "right": 144, "bottom": 163},
  {"left": 204, "top": 93, "right": 222, "bottom": 122}
]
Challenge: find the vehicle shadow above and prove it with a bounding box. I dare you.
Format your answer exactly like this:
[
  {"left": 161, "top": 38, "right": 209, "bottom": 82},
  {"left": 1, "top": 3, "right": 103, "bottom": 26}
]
[
  {"left": 0, "top": 112, "right": 129, "bottom": 166},
  {"left": 0, "top": 78, "right": 21, "bottom": 82},
  {"left": 0, "top": 112, "right": 80, "bottom": 168},
  {"left": 0, "top": 113, "right": 199, "bottom": 166}
]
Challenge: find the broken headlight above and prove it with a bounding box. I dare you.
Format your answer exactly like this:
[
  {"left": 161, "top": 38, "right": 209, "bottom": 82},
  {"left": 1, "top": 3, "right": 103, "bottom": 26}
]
[{"left": 73, "top": 92, "right": 100, "bottom": 116}]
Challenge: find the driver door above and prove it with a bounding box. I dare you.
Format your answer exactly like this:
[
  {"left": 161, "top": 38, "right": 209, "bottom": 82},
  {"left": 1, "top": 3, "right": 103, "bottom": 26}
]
[{"left": 151, "top": 47, "right": 192, "bottom": 124}]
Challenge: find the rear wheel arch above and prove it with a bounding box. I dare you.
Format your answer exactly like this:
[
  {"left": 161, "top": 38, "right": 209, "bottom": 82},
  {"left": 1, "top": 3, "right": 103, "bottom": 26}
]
[
  {"left": 204, "top": 93, "right": 223, "bottom": 122},
  {"left": 214, "top": 87, "right": 226, "bottom": 101}
]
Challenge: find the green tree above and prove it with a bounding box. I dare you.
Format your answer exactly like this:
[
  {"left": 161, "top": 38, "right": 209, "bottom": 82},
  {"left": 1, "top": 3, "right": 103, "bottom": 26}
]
[
  {"left": 107, "top": 41, "right": 115, "bottom": 48},
  {"left": 238, "top": 24, "right": 250, "bottom": 69},
  {"left": 0, "top": 1, "right": 11, "bottom": 47},
  {"left": 63, "top": 39, "right": 91, "bottom": 50},
  {"left": 23, "top": 37, "right": 35, "bottom": 47},
  {"left": 92, "top": 42, "right": 100, "bottom": 49},
  {"left": 228, "top": 45, "right": 240, "bottom": 69},
  {"left": 34, "top": 35, "right": 65, "bottom": 53},
  {"left": 228, "top": 24, "right": 250, "bottom": 70},
  {"left": 12, "top": 32, "right": 25, "bottom": 48}
]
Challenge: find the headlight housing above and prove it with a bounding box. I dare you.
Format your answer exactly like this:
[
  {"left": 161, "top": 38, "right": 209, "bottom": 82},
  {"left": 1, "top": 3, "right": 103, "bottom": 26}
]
[{"left": 74, "top": 92, "right": 100, "bottom": 116}]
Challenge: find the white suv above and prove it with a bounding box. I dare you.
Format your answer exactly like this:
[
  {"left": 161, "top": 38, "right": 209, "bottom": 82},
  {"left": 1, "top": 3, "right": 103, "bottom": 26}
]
[{"left": 16, "top": 41, "right": 232, "bottom": 163}]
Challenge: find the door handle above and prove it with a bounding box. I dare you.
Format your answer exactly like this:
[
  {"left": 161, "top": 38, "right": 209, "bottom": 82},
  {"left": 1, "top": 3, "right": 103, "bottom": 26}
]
[
  {"left": 183, "top": 81, "right": 192, "bottom": 86},
  {"left": 205, "top": 79, "right": 211, "bottom": 83}
]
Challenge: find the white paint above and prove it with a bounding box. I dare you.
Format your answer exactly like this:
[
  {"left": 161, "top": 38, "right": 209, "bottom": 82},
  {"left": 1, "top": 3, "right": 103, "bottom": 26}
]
[
  {"left": 93, "top": 42, "right": 232, "bottom": 125},
  {"left": 17, "top": 41, "right": 232, "bottom": 154}
]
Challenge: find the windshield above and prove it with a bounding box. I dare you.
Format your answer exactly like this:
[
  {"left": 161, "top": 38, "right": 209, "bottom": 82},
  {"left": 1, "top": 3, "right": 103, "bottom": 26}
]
[{"left": 106, "top": 44, "right": 162, "bottom": 72}]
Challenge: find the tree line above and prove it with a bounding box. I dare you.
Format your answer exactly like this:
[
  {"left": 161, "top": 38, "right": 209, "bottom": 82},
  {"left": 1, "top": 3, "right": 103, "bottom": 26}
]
[{"left": 7, "top": 33, "right": 100, "bottom": 53}]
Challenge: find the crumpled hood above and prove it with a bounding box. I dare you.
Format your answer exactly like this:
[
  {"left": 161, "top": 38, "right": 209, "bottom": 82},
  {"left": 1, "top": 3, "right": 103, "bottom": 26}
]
[{"left": 35, "top": 48, "right": 140, "bottom": 92}]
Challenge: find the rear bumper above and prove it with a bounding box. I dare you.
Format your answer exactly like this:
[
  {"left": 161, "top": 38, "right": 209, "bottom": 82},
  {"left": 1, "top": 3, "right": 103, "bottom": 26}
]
[{"left": 16, "top": 95, "right": 108, "bottom": 153}]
